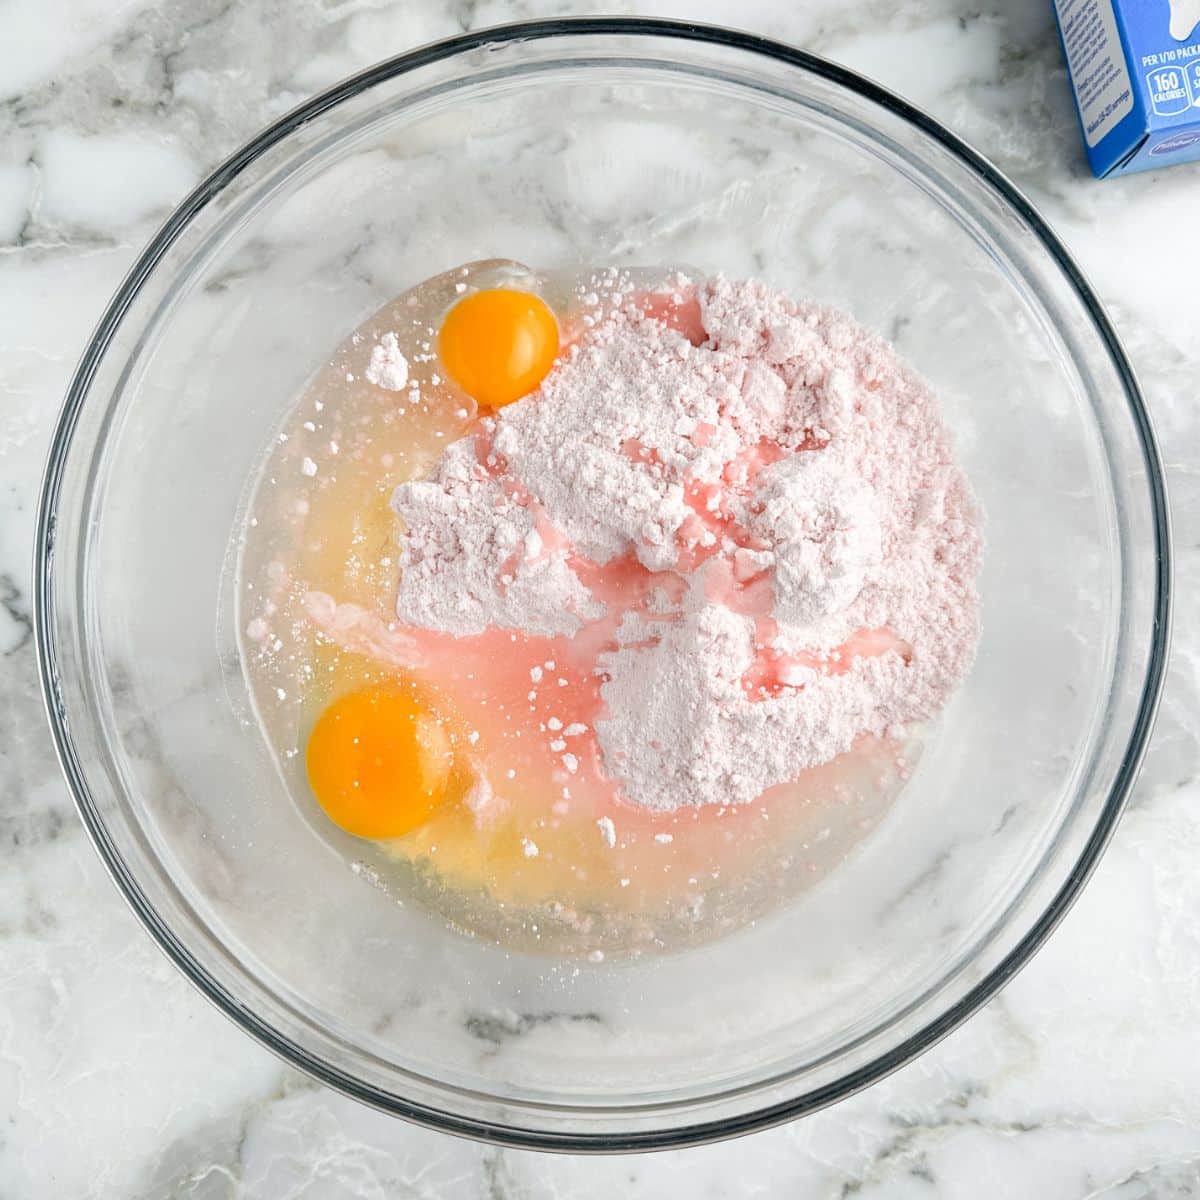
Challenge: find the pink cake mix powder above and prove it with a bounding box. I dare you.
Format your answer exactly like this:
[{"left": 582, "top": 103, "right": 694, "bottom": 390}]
[{"left": 303, "top": 274, "right": 981, "bottom": 817}]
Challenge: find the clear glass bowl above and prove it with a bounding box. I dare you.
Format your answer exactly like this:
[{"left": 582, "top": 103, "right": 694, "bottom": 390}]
[{"left": 35, "top": 19, "right": 1170, "bottom": 1150}]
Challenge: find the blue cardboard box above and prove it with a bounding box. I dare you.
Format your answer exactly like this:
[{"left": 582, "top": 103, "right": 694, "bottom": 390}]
[{"left": 1054, "top": 0, "right": 1200, "bottom": 176}]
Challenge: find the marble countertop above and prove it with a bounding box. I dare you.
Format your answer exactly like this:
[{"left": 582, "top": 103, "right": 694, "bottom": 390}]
[{"left": 2, "top": 1, "right": 1198, "bottom": 1195}]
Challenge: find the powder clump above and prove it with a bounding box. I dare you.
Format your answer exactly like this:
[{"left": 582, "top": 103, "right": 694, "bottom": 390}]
[
  {"left": 366, "top": 331, "right": 410, "bottom": 391},
  {"left": 392, "top": 440, "right": 600, "bottom": 637}
]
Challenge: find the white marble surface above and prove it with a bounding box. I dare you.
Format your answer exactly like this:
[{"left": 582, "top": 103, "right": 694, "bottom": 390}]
[{"left": 1, "top": 0, "right": 1198, "bottom": 1195}]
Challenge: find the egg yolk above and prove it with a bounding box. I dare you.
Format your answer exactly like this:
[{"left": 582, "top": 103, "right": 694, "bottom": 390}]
[
  {"left": 306, "top": 686, "right": 455, "bottom": 839},
  {"left": 437, "top": 288, "right": 559, "bottom": 408}
]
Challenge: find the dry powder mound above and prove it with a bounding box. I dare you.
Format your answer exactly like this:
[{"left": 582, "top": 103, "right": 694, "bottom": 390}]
[
  {"left": 743, "top": 452, "right": 884, "bottom": 632},
  {"left": 392, "top": 439, "right": 601, "bottom": 637},
  {"left": 492, "top": 314, "right": 747, "bottom": 570},
  {"left": 596, "top": 607, "right": 910, "bottom": 810},
  {"left": 389, "top": 274, "right": 982, "bottom": 811}
]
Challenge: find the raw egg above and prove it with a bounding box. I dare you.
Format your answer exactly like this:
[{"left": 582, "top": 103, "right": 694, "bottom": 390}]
[
  {"left": 437, "top": 288, "right": 558, "bottom": 408},
  {"left": 306, "top": 685, "right": 455, "bottom": 839}
]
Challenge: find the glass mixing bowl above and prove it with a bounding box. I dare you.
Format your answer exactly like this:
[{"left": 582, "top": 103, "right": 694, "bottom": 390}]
[{"left": 35, "top": 19, "right": 1170, "bottom": 1150}]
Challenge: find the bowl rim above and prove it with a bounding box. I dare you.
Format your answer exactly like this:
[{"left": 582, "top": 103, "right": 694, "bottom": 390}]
[{"left": 33, "top": 15, "right": 1173, "bottom": 1152}]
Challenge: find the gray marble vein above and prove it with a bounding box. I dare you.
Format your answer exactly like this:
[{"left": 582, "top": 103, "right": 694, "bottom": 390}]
[{"left": 1, "top": 0, "right": 1199, "bottom": 1196}]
